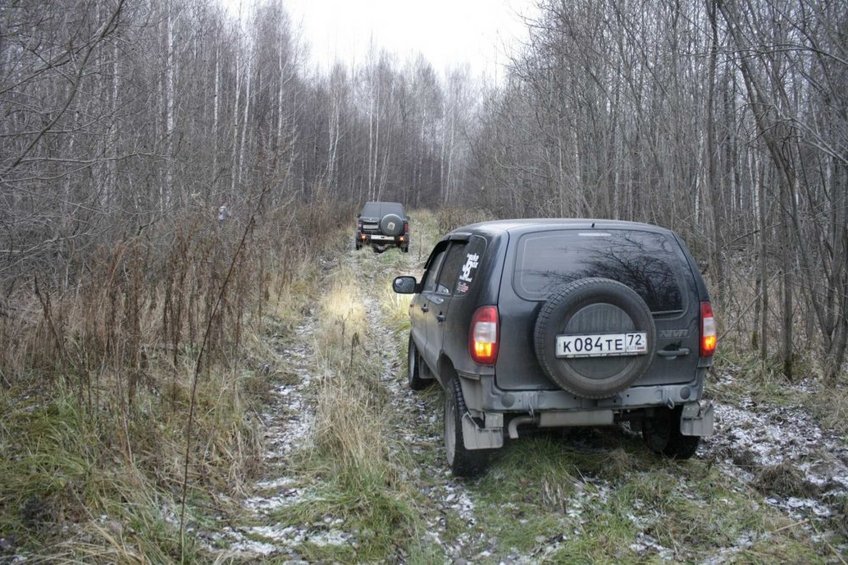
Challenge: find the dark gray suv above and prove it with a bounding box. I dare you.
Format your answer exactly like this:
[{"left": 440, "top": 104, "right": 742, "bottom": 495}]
[
  {"left": 355, "top": 201, "right": 409, "bottom": 253},
  {"left": 393, "top": 219, "right": 716, "bottom": 476}
]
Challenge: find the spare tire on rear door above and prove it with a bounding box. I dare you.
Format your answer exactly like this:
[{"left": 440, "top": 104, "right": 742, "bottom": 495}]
[
  {"left": 380, "top": 213, "right": 404, "bottom": 236},
  {"left": 533, "top": 278, "right": 656, "bottom": 399}
]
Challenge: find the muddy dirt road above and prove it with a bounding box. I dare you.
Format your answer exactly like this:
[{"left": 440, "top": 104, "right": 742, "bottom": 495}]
[{"left": 213, "top": 230, "right": 847, "bottom": 562}]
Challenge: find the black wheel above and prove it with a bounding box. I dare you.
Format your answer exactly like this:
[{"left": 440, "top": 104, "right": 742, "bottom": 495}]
[
  {"left": 407, "top": 336, "right": 432, "bottom": 390},
  {"left": 444, "top": 377, "right": 489, "bottom": 477},
  {"left": 379, "top": 213, "right": 404, "bottom": 236},
  {"left": 401, "top": 244, "right": 409, "bottom": 253},
  {"left": 642, "top": 407, "right": 700, "bottom": 459},
  {"left": 355, "top": 239, "right": 362, "bottom": 250},
  {"left": 533, "top": 278, "right": 656, "bottom": 399}
]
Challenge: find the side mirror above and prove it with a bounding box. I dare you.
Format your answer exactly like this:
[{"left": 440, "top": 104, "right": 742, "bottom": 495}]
[{"left": 392, "top": 276, "right": 417, "bottom": 294}]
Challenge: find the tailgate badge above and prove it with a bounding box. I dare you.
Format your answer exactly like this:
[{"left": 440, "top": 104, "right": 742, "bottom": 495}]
[{"left": 658, "top": 329, "right": 689, "bottom": 338}]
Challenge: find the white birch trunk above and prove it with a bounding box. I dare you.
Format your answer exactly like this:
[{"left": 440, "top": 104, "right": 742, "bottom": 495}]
[
  {"left": 237, "top": 53, "right": 251, "bottom": 190},
  {"left": 164, "top": 0, "right": 175, "bottom": 212},
  {"left": 230, "top": 35, "right": 241, "bottom": 196}
]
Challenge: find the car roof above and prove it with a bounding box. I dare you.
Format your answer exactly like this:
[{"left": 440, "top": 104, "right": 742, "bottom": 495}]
[
  {"left": 360, "top": 201, "right": 406, "bottom": 217},
  {"left": 449, "top": 218, "right": 676, "bottom": 239}
]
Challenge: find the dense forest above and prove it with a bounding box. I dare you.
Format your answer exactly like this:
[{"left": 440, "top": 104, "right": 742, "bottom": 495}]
[
  {"left": 3, "top": 0, "right": 846, "bottom": 375},
  {"left": 1, "top": 0, "right": 846, "bottom": 560}
]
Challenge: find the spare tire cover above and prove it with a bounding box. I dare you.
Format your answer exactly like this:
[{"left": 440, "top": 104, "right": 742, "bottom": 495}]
[
  {"left": 533, "top": 277, "right": 656, "bottom": 399},
  {"left": 380, "top": 213, "right": 404, "bottom": 236}
]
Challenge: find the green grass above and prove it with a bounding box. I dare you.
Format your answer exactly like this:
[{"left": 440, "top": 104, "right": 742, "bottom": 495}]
[
  {"left": 268, "top": 466, "right": 422, "bottom": 561},
  {"left": 453, "top": 429, "right": 836, "bottom": 563},
  {"left": 709, "top": 349, "right": 798, "bottom": 405},
  {"left": 0, "top": 383, "right": 210, "bottom": 562}
]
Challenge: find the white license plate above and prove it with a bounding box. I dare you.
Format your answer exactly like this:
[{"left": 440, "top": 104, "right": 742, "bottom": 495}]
[
  {"left": 556, "top": 332, "right": 647, "bottom": 358},
  {"left": 363, "top": 224, "right": 379, "bottom": 230},
  {"left": 370, "top": 234, "right": 394, "bottom": 241}
]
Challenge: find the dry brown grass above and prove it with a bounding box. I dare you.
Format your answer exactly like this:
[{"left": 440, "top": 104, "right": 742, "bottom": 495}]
[
  {"left": 0, "top": 196, "right": 351, "bottom": 560},
  {"left": 310, "top": 267, "right": 391, "bottom": 473},
  {"left": 753, "top": 462, "right": 819, "bottom": 499},
  {"left": 436, "top": 206, "right": 495, "bottom": 233}
]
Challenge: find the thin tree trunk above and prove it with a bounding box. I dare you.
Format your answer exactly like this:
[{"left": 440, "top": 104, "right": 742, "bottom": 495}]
[
  {"left": 211, "top": 42, "right": 220, "bottom": 206},
  {"left": 164, "top": 0, "right": 175, "bottom": 211}
]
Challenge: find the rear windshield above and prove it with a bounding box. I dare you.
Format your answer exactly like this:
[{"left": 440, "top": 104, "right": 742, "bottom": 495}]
[
  {"left": 360, "top": 201, "right": 404, "bottom": 218},
  {"left": 513, "top": 229, "right": 687, "bottom": 314}
]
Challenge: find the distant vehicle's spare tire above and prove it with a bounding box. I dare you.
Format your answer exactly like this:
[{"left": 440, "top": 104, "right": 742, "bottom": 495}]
[
  {"left": 380, "top": 213, "right": 404, "bottom": 236},
  {"left": 533, "top": 278, "right": 655, "bottom": 399}
]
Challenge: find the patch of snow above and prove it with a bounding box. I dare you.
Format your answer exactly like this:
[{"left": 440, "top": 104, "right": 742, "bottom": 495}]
[
  {"left": 308, "top": 528, "right": 353, "bottom": 547},
  {"left": 766, "top": 496, "right": 833, "bottom": 519},
  {"left": 702, "top": 393, "right": 848, "bottom": 528},
  {"left": 629, "top": 532, "right": 674, "bottom": 560},
  {"left": 229, "top": 539, "right": 280, "bottom": 556},
  {"left": 255, "top": 477, "right": 296, "bottom": 490},
  {"left": 244, "top": 485, "right": 303, "bottom": 513}
]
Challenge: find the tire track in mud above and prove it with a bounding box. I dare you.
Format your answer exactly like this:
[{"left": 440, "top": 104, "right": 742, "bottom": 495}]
[
  {"left": 353, "top": 243, "right": 491, "bottom": 560},
  {"left": 215, "top": 247, "right": 487, "bottom": 561},
  {"left": 360, "top": 292, "right": 487, "bottom": 560},
  {"left": 213, "top": 307, "right": 324, "bottom": 559}
]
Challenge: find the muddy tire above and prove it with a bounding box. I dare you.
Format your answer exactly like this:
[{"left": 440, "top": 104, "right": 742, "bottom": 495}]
[
  {"left": 533, "top": 278, "right": 655, "bottom": 399},
  {"left": 444, "top": 377, "right": 489, "bottom": 477},
  {"left": 642, "top": 407, "right": 700, "bottom": 459},
  {"left": 407, "top": 336, "right": 432, "bottom": 390}
]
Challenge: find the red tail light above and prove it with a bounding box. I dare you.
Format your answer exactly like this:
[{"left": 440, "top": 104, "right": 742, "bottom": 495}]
[
  {"left": 403, "top": 222, "right": 409, "bottom": 234},
  {"left": 700, "top": 302, "right": 716, "bottom": 357},
  {"left": 470, "top": 306, "right": 499, "bottom": 364}
]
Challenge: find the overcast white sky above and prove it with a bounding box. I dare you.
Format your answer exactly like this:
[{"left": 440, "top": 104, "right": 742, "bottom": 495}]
[{"left": 226, "top": 0, "right": 537, "bottom": 82}]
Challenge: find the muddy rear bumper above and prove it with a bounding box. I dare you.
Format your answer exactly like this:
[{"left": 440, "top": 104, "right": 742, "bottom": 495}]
[
  {"left": 457, "top": 372, "right": 708, "bottom": 414},
  {"left": 356, "top": 231, "right": 407, "bottom": 246}
]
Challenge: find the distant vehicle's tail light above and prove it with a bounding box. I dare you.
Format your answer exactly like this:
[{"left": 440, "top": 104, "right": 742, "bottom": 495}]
[
  {"left": 700, "top": 302, "right": 716, "bottom": 357},
  {"left": 470, "top": 306, "right": 499, "bottom": 364}
]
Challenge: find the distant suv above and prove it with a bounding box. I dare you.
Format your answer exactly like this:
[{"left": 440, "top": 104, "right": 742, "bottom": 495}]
[
  {"left": 355, "top": 201, "right": 410, "bottom": 253},
  {"left": 393, "top": 219, "right": 716, "bottom": 476}
]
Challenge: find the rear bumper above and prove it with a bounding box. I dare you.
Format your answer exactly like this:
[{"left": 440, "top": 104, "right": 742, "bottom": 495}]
[
  {"left": 357, "top": 231, "right": 408, "bottom": 246},
  {"left": 455, "top": 372, "right": 714, "bottom": 447},
  {"left": 457, "top": 371, "right": 707, "bottom": 415}
]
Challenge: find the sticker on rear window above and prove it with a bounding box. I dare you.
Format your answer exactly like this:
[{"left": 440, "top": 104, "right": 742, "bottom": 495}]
[{"left": 455, "top": 252, "right": 479, "bottom": 295}]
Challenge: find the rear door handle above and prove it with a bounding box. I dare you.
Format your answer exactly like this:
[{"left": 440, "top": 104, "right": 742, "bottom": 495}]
[
  {"left": 657, "top": 348, "right": 690, "bottom": 358},
  {"left": 437, "top": 313, "right": 446, "bottom": 322}
]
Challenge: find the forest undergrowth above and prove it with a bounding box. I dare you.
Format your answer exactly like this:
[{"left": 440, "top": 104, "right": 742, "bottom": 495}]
[{"left": 0, "top": 194, "right": 352, "bottom": 561}]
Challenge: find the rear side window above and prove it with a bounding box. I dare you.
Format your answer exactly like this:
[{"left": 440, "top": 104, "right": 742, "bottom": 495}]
[
  {"left": 514, "top": 230, "right": 686, "bottom": 314},
  {"left": 454, "top": 236, "right": 487, "bottom": 296},
  {"left": 434, "top": 242, "right": 469, "bottom": 295},
  {"left": 423, "top": 249, "right": 447, "bottom": 293}
]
